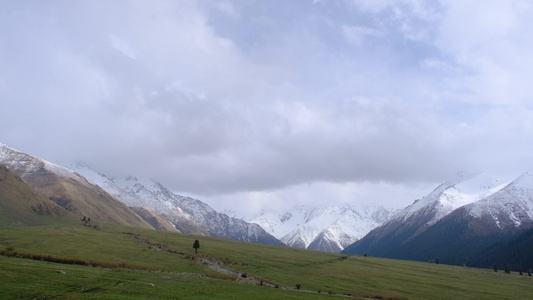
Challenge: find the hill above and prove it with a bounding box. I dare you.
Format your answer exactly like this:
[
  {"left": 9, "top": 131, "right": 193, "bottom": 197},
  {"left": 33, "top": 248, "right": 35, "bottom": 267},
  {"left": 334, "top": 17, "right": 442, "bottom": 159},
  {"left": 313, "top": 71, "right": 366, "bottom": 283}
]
[
  {"left": 0, "top": 143, "right": 155, "bottom": 229},
  {"left": 0, "top": 164, "right": 76, "bottom": 226}
]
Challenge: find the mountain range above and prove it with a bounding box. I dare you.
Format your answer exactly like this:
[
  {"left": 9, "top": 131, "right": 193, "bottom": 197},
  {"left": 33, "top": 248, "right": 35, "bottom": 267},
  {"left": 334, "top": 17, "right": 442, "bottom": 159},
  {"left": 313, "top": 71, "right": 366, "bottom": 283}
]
[
  {"left": 342, "top": 172, "right": 533, "bottom": 269},
  {"left": 0, "top": 142, "right": 394, "bottom": 252},
  {"left": 70, "top": 163, "right": 285, "bottom": 246},
  {"left": 0, "top": 143, "right": 281, "bottom": 246},
  {"left": 0, "top": 143, "right": 155, "bottom": 229},
  {"left": 251, "top": 205, "right": 394, "bottom": 252},
  {"left": 2, "top": 141, "right": 533, "bottom": 269}
]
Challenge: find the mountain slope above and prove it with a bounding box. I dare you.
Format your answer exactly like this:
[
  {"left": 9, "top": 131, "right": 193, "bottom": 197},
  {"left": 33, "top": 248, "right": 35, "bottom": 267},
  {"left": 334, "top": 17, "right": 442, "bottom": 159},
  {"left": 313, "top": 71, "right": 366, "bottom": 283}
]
[
  {"left": 0, "top": 164, "right": 76, "bottom": 226},
  {"left": 343, "top": 172, "right": 533, "bottom": 270},
  {"left": 71, "top": 164, "right": 285, "bottom": 246},
  {"left": 128, "top": 206, "right": 178, "bottom": 232},
  {"left": 472, "top": 227, "right": 533, "bottom": 271},
  {"left": 252, "top": 205, "right": 393, "bottom": 252},
  {"left": 0, "top": 143, "right": 154, "bottom": 229},
  {"left": 397, "top": 171, "right": 533, "bottom": 266},
  {"left": 342, "top": 173, "right": 507, "bottom": 257}
]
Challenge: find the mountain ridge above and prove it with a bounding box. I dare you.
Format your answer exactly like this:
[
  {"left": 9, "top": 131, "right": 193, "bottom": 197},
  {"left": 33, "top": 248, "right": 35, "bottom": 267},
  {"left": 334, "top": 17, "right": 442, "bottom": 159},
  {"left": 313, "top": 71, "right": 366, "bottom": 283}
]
[
  {"left": 71, "top": 163, "right": 285, "bottom": 246},
  {"left": 251, "top": 204, "right": 394, "bottom": 252},
  {"left": 342, "top": 171, "right": 533, "bottom": 270},
  {"left": 0, "top": 143, "right": 157, "bottom": 230},
  {"left": 0, "top": 163, "right": 77, "bottom": 226}
]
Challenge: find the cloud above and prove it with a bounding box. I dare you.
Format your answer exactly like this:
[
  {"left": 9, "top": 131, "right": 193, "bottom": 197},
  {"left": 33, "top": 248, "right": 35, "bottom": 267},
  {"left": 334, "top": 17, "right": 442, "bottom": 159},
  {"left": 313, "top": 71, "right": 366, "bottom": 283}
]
[{"left": 1, "top": 0, "right": 533, "bottom": 217}]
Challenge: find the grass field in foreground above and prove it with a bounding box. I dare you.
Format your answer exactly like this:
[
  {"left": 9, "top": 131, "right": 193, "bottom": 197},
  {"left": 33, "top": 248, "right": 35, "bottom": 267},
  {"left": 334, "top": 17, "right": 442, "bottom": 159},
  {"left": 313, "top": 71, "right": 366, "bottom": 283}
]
[{"left": 1, "top": 222, "right": 532, "bottom": 299}]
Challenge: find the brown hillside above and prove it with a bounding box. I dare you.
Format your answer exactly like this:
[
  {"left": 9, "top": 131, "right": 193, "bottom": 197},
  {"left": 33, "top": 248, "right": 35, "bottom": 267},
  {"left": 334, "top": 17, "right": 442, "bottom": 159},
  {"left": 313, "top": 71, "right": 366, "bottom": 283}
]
[
  {"left": 0, "top": 164, "right": 76, "bottom": 226},
  {"left": 129, "top": 206, "right": 179, "bottom": 232},
  {"left": 0, "top": 145, "right": 154, "bottom": 229}
]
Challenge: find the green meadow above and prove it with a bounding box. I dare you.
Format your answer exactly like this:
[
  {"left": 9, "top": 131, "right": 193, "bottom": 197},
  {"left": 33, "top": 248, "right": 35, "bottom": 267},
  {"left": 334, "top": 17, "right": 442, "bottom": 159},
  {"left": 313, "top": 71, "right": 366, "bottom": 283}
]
[{"left": 1, "top": 221, "right": 532, "bottom": 299}]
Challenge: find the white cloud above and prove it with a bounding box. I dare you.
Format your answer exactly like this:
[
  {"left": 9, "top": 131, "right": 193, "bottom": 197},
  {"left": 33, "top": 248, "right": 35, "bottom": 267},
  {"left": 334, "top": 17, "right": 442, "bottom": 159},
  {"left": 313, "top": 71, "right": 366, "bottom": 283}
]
[
  {"left": 343, "top": 25, "right": 382, "bottom": 46},
  {"left": 1, "top": 0, "right": 533, "bottom": 216},
  {"left": 435, "top": 1, "right": 533, "bottom": 105}
]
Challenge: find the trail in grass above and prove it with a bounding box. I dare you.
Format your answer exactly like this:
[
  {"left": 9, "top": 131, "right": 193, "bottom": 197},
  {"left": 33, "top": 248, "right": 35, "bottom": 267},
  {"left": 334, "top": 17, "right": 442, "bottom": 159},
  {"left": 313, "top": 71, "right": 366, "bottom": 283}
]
[{"left": 125, "top": 231, "right": 363, "bottom": 297}]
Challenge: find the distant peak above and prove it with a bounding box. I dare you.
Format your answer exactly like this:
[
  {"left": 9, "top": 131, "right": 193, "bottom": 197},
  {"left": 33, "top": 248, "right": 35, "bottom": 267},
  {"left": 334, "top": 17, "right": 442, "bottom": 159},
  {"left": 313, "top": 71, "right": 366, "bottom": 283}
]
[
  {"left": 507, "top": 170, "right": 533, "bottom": 188},
  {"left": 125, "top": 175, "right": 138, "bottom": 182}
]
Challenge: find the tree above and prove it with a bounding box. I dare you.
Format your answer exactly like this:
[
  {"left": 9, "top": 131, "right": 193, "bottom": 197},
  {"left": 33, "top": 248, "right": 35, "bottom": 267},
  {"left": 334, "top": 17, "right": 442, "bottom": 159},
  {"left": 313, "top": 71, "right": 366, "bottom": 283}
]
[{"left": 193, "top": 240, "right": 200, "bottom": 253}]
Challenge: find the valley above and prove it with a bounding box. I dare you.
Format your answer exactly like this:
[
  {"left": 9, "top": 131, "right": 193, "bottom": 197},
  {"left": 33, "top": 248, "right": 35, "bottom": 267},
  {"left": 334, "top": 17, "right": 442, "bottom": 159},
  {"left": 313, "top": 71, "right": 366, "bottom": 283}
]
[
  {"left": 1, "top": 221, "right": 532, "bottom": 299},
  {"left": 2, "top": 141, "right": 533, "bottom": 287}
]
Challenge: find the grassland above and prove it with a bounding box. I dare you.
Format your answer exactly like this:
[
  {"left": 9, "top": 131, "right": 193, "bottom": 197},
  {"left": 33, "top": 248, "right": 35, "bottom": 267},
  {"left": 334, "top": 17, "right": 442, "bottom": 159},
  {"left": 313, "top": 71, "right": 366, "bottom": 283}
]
[{"left": 1, "top": 221, "right": 532, "bottom": 299}]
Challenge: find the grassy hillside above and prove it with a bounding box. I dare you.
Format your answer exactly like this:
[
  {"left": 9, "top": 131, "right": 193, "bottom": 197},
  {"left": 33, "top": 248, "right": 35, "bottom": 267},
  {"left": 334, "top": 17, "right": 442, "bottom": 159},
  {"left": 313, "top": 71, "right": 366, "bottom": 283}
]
[
  {"left": 32, "top": 174, "right": 155, "bottom": 229},
  {"left": 1, "top": 146, "right": 155, "bottom": 229},
  {"left": 1, "top": 221, "right": 532, "bottom": 299},
  {"left": 0, "top": 164, "right": 77, "bottom": 226}
]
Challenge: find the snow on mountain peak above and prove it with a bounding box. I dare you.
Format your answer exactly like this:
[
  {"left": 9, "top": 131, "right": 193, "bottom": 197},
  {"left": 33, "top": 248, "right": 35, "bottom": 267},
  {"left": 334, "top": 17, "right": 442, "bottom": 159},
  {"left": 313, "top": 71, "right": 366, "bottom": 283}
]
[
  {"left": 468, "top": 171, "right": 533, "bottom": 224},
  {"left": 440, "top": 173, "right": 506, "bottom": 208},
  {"left": 0, "top": 144, "right": 87, "bottom": 184},
  {"left": 396, "top": 172, "right": 508, "bottom": 225},
  {"left": 70, "top": 163, "right": 284, "bottom": 245},
  {"left": 250, "top": 204, "right": 393, "bottom": 252},
  {"left": 507, "top": 170, "right": 533, "bottom": 189}
]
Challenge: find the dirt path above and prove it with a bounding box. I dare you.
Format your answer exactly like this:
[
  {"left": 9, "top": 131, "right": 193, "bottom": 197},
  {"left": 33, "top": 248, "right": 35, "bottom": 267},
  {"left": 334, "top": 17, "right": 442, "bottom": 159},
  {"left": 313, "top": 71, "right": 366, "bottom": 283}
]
[
  {"left": 199, "top": 257, "right": 277, "bottom": 287},
  {"left": 125, "top": 232, "right": 366, "bottom": 298}
]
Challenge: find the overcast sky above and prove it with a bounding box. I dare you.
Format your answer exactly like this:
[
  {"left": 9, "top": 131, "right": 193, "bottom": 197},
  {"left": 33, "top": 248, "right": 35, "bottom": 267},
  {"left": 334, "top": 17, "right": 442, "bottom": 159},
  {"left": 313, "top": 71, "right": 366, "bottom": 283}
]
[{"left": 2, "top": 0, "right": 533, "bottom": 218}]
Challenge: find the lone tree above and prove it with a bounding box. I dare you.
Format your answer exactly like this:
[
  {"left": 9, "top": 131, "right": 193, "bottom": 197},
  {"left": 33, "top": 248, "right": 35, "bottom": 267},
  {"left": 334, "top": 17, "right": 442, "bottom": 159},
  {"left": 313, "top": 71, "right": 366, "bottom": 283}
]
[{"left": 193, "top": 240, "right": 200, "bottom": 253}]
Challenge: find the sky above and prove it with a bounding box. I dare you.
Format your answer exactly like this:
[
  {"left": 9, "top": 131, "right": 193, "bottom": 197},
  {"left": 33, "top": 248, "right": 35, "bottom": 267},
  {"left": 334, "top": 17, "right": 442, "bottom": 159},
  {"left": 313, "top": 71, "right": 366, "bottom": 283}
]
[{"left": 1, "top": 0, "right": 533, "bottom": 218}]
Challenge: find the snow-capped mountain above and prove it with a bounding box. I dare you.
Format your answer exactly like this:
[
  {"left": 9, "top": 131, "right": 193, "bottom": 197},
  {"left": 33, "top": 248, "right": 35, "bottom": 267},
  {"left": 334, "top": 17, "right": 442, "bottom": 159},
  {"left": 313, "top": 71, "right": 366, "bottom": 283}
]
[
  {"left": 71, "top": 163, "right": 285, "bottom": 246},
  {"left": 395, "top": 172, "right": 506, "bottom": 228},
  {"left": 342, "top": 171, "right": 533, "bottom": 268},
  {"left": 1, "top": 143, "right": 88, "bottom": 184},
  {"left": 0, "top": 143, "right": 155, "bottom": 229},
  {"left": 462, "top": 171, "right": 533, "bottom": 233},
  {"left": 251, "top": 205, "right": 394, "bottom": 252}
]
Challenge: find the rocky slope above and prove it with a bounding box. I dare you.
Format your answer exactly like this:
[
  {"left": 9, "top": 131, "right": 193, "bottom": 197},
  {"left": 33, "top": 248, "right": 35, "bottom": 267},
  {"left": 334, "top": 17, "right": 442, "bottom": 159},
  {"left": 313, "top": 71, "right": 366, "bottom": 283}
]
[
  {"left": 0, "top": 143, "right": 155, "bottom": 229},
  {"left": 71, "top": 163, "right": 285, "bottom": 246},
  {"left": 0, "top": 163, "right": 76, "bottom": 226}
]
